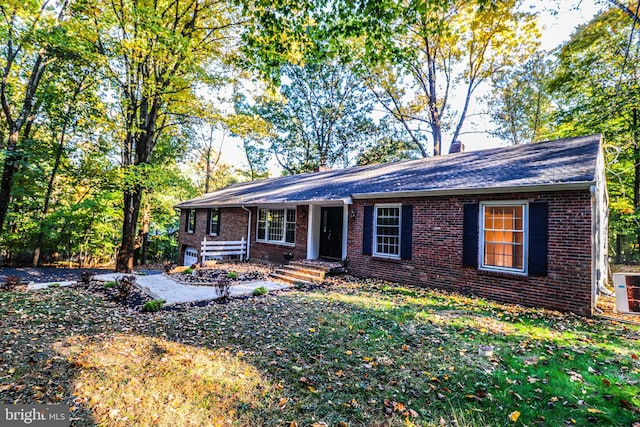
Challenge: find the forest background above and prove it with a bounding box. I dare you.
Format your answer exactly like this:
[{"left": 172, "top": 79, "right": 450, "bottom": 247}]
[{"left": 0, "top": 0, "right": 638, "bottom": 271}]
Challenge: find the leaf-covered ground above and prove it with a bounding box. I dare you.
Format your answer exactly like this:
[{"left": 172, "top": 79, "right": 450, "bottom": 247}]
[{"left": 1, "top": 275, "right": 639, "bottom": 426}]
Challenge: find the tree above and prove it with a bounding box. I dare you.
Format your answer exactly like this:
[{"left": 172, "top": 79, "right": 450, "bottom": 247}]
[
  {"left": 240, "top": 0, "right": 540, "bottom": 158},
  {"left": 545, "top": 3, "right": 640, "bottom": 261},
  {"left": 254, "top": 62, "right": 380, "bottom": 174},
  {"left": 78, "top": 0, "right": 244, "bottom": 271},
  {"left": 358, "top": 0, "right": 540, "bottom": 156},
  {"left": 489, "top": 53, "right": 554, "bottom": 145},
  {"left": 0, "top": 0, "right": 71, "bottom": 233}
]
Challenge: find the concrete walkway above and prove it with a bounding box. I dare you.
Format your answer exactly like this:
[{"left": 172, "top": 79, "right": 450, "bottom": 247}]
[
  {"left": 92, "top": 273, "right": 290, "bottom": 305},
  {"left": 27, "top": 272, "right": 290, "bottom": 305}
]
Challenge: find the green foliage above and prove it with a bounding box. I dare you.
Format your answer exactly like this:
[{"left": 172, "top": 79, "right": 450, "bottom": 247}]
[
  {"left": 104, "top": 281, "right": 116, "bottom": 289},
  {"left": 226, "top": 271, "right": 238, "bottom": 280},
  {"left": 254, "top": 62, "right": 383, "bottom": 173},
  {"left": 142, "top": 299, "right": 165, "bottom": 312},
  {"left": 183, "top": 268, "right": 194, "bottom": 275},
  {"left": 544, "top": 5, "right": 640, "bottom": 262},
  {"left": 252, "top": 286, "right": 268, "bottom": 296}
]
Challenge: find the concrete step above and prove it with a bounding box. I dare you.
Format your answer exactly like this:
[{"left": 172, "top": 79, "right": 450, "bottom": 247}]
[
  {"left": 289, "top": 261, "right": 332, "bottom": 274},
  {"left": 270, "top": 273, "right": 312, "bottom": 286},
  {"left": 279, "top": 265, "right": 326, "bottom": 280},
  {"left": 274, "top": 269, "right": 321, "bottom": 282}
]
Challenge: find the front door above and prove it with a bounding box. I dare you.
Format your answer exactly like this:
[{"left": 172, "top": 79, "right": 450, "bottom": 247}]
[{"left": 319, "top": 207, "right": 343, "bottom": 260}]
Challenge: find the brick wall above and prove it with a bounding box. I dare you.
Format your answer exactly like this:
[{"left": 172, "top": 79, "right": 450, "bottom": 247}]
[
  {"left": 178, "top": 207, "right": 249, "bottom": 263},
  {"left": 347, "top": 190, "right": 594, "bottom": 315},
  {"left": 249, "top": 206, "right": 309, "bottom": 263}
]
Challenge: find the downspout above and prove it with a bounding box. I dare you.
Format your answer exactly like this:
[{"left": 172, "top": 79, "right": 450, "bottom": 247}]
[
  {"left": 241, "top": 205, "right": 251, "bottom": 261},
  {"left": 591, "top": 185, "right": 614, "bottom": 303}
]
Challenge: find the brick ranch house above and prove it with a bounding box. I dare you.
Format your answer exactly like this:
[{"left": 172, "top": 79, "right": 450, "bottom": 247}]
[{"left": 176, "top": 135, "right": 608, "bottom": 315}]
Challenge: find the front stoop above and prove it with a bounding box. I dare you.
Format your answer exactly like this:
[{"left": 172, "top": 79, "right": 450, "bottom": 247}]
[{"left": 270, "top": 260, "right": 344, "bottom": 285}]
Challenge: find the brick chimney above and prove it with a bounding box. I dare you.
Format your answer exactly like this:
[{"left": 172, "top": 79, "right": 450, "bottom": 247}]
[{"left": 448, "top": 140, "right": 465, "bottom": 154}]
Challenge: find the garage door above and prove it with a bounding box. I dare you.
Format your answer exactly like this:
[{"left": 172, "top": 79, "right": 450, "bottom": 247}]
[{"left": 184, "top": 247, "right": 198, "bottom": 266}]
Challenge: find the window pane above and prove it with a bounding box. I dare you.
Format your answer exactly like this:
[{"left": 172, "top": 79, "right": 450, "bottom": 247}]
[
  {"left": 268, "top": 209, "right": 284, "bottom": 241},
  {"left": 375, "top": 206, "right": 400, "bottom": 256},
  {"left": 483, "top": 205, "right": 524, "bottom": 270}
]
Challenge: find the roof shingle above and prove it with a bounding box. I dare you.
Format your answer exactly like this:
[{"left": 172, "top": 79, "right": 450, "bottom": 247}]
[{"left": 176, "top": 135, "right": 602, "bottom": 208}]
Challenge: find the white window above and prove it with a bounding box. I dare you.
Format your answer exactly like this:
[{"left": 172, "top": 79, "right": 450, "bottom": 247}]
[
  {"left": 480, "top": 202, "right": 527, "bottom": 273},
  {"left": 186, "top": 209, "right": 196, "bottom": 233},
  {"left": 374, "top": 204, "right": 401, "bottom": 258},
  {"left": 257, "top": 208, "right": 296, "bottom": 245}
]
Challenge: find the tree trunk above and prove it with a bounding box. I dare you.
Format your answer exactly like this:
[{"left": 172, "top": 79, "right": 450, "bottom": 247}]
[
  {"left": 116, "top": 187, "right": 143, "bottom": 272},
  {"left": 0, "top": 131, "right": 19, "bottom": 233},
  {"left": 33, "top": 132, "right": 66, "bottom": 266},
  {"left": 140, "top": 191, "right": 151, "bottom": 266}
]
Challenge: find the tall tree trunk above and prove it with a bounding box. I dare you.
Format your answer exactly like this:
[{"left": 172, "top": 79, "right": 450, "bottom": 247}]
[
  {"left": 116, "top": 187, "right": 143, "bottom": 272},
  {"left": 0, "top": 131, "right": 20, "bottom": 233}
]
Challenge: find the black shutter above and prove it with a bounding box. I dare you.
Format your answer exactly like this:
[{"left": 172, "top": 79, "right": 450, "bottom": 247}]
[
  {"left": 401, "top": 205, "right": 413, "bottom": 260},
  {"left": 215, "top": 208, "right": 221, "bottom": 235},
  {"left": 206, "top": 209, "right": 212, "bottom": 235},
  {"left": 363, "top": 206, "right": 373, "bottom": 255},
  {"left": 184, "top": 210, "right": 189, "bottom": 232},
  {"left": 529, "top": 202, "right": 548, "bottom": 276},
  {"left": 192, "top": 209, "right": 196, "bottom": 232},
  {"left": 463, "top": 203, "right": 479, "bottom": 267}
]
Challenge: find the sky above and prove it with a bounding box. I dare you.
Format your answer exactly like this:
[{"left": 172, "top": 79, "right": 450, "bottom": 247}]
[{"left": 215, "top": 0, "right": 605, "bottom": 177}]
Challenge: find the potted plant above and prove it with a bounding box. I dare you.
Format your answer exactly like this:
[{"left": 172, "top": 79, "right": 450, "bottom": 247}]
[{"left": 283, "top": 251, "right": 294, "bottom": 263}]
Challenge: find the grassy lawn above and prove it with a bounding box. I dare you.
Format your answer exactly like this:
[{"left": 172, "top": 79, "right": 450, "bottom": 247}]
[{"left": 1, "top": 276, "right": 639, "bottom": 426}]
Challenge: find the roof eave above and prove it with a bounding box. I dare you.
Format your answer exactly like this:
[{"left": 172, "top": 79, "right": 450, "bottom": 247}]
[{"left": 351, "top": 181, "right": 595, "bottom": 200}]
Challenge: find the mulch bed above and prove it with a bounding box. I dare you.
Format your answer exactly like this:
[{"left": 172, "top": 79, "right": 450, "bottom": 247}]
[{"left": 168, "top": 264, "right": 271, "bottom": 286}]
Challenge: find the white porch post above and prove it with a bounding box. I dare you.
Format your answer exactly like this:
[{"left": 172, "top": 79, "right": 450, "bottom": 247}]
[
  {"left": 342, "top": 204, "right": 349, "bottom": 260},
  {"left": 307, "top": 204, "right": 321, "bottom": 259}
]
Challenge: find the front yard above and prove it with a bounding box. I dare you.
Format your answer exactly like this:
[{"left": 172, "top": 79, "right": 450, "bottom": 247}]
[{"left": 0, "top": 273, "right": 639, "bottom": 426}]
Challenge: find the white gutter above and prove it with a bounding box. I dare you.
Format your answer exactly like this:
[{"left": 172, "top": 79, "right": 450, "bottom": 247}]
[{"left": 241, "top": 205, "right": 251, "bottom": 261}]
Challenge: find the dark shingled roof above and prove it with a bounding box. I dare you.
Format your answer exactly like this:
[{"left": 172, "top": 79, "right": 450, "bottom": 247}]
[{"left": 176, "top": 134, "right": 602, "bottom": 208}]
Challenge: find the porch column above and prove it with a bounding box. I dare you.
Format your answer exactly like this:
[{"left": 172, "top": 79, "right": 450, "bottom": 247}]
[{"left": 307, "top": 204, "right": 321, "bottom": 259}]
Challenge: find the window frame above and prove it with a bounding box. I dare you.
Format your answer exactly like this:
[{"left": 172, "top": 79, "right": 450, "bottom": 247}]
[
  {"left": 186, "top": 209, "right": 196, "bottom": 233},
  {"left": 208, "top": 208, "right": 220, "bottom": 236},
  {"left": 256, "top": 207, "right": 296, "bottom": 246},
  {"left": 373, "top": 203, "right": 402, "bottom": 259},
  {"left": 479, "top": 201, "right": 528, "bottom": 275}
]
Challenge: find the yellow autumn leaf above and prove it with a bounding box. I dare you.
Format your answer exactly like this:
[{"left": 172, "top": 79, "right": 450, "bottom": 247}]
[
  {"left": 587, "top": 408, "right": 603, "bottom": 413},
  {"left": 509, "top": 410, "right": 520, "bottom": 422},
  {"left": 345, "top": 350, "right": 352, "bottom": 355},
  {"left": 309, "top": 328, "right": 316, "bottom": 333}
]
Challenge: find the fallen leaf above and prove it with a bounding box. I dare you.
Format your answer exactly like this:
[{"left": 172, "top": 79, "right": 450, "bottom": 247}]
[
  {"left": 587, "top": 408, "right": 603, "bottom": 414},
  {"left": 509, "top": 410, "right": 520, "bottom": 422}
]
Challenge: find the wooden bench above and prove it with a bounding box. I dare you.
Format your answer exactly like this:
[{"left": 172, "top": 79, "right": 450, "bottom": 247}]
[{"left": 201, "top": 237, "right": 247, "bottom": 263}]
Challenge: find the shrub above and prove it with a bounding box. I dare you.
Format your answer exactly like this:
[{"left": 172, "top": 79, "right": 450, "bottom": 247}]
[
  {"left": 183, "top": 267, "right": 193, "bottom": 275},
  {"left": 104, "top": 281, "right": 116, "bottom": 289},
  {"left": 79, "top": 271, "right": 95, "bottom": 284},
  {"left": 215, "top": 278, "right": 231, "bottom": 302},
  {"left": 252, "top": 286, "right": 267, "bottom": 296},
  {"left": 48, "top": 283, "right": 61, "bottom": 288},
  {"left": 115, "top": 275, "right": 137, "bottom": 300},
  {"left": 142, "top": 300, "right": 165, "bottom": 312},
  {"left": 163, "top": 262, "right": 175, "bottom": 273},
  {"left": 2, "top": 276, "right": 21, "bottom": 291},
  {"left": 226, "top": 271, "right": 238, "bottom": 280}
]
